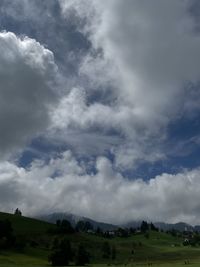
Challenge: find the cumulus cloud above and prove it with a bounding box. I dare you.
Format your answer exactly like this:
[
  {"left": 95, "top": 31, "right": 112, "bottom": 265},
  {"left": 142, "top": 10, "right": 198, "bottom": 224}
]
[
  {"left": 0, "top": 31, "right": 59, "bottom": 159},
  {"left": 49, "top": 87, "right": 165, "bottom": 167},
  {"left": 56, "top": 0, "right": 200, "bottom": 168},
  {"left": 1, "top": 1, "right": 200, "bottom": 225},
  {"left": 1, "top": 151, "right": 200, "bottom": 225},
  {"left": 0, "top": 0, "right": 90, "bottom": 84}
]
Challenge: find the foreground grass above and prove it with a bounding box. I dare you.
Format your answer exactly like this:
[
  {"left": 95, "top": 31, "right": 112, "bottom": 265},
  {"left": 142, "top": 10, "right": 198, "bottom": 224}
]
[
  {"left": 0, "top": 251, "right": 47, "bottom": 266},
  {"left": 1, "top": 249, "right": 200, "bottom": 267},
  {"left": 91, "top": 264, "right": 200, "bottom": 267},
  {"left": 1, "top": 263, "right": 200, "bottom": 267}
]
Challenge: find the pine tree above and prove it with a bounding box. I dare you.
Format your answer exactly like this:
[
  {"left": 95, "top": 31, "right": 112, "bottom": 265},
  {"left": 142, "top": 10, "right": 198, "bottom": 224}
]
[
  {"left": 75, "top": 243, "right": 90, "bottom": 266},
  {"left": 49, "top": 238, "right": 73, "bottom": 266}
]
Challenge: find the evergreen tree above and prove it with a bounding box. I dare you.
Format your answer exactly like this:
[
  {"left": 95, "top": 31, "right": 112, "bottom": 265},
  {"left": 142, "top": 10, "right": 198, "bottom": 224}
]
[
  {"left": 0, "top": 220, "right": 15, "bottom": 249},
  {"left": 56, "top": 220, "right": 61, "bottom": 227},
  {"left": 60, "top": 220, "right": 74, "bottom": 234},
  {"left": 150, "top": 222, "right": 158, "bottom": 231},
  {"left": 96, "top": 227, "right": 102, "bottom": 235},
  {"left": 75, "top": 243, "right": 90, "bottom": 266},
  {"left": 49, "top": 238, "right": 73, "bottom": 266},
  {"left": 14, "top": 208, "right": 22, "bottom": 216},
  {"left": 140, "top": 221, "right": 149, "bottom": 233}
]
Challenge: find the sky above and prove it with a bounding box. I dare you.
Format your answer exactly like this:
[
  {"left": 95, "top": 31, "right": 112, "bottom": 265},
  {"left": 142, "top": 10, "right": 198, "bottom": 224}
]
[{"left": 1, "top": 0, "right": 200, "bottom": 225}]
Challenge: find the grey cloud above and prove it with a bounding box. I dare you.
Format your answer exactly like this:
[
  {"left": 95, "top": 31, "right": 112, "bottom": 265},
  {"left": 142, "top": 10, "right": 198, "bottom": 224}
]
[
  {"left": 55, "top": 0, "right": 200, "bottom": 168},
  {"left": 50, "top": 87, "right": 165, "bottom": 169},
  {"left": 0, "top": 31, "right": 59, "bottom": 159}
]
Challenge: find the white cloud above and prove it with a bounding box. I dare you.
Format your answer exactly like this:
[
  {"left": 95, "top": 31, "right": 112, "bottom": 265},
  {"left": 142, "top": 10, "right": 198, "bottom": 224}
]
[
  {"left": 50, "top": 87, "right": 165, "bottom": 167},
  {"left": 63, "top": 0, "right": 200, "bottom": 117},
  {"left": 1, "top": 152, "right": 200, "bottom": 225},
  {"left": 1, "top": 1, "right": 200, "bottom": 225},
  {"left": 57, "top": 0, "right": 200, "bottom": 168},
  {"left": 0, "top": 31, "right": 59, "bottom": 159}
]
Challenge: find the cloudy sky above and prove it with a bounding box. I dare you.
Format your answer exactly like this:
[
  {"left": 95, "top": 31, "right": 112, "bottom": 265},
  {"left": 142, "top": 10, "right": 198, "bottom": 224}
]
[{"left": 1, "top": 0, "right": 200, "bottom": 225}]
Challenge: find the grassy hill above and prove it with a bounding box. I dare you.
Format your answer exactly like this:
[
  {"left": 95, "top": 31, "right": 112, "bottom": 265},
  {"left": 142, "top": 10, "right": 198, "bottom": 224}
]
[
  {"left": 0, "top": 212, "right": 55, "bottom": 235},
  {"left": 0, "top": 212, "right": 200, "bottom": 266}
]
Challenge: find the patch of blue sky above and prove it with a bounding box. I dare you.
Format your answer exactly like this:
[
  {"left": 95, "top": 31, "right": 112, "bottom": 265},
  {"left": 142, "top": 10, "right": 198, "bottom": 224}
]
[{"left": 0, "top": 0, "right": 90, "bottom": 74}]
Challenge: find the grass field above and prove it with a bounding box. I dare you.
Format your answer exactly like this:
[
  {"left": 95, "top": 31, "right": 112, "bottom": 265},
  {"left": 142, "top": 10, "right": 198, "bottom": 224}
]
[
  {"left": 0, "top": 261, "right": 200, "bottom": 267},
  {"left": 1, "top": 212, "right": 200, "bottom": 266}
]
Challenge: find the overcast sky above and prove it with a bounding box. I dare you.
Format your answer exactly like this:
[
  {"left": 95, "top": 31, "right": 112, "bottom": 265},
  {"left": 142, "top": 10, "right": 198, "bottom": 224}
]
[{"left": 1, "top": 0, "right": 200, "bottom": 225}]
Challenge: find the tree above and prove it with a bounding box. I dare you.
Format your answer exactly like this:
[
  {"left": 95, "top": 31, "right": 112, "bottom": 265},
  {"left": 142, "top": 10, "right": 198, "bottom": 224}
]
[
  {"left": 75, "top": 244, "right": 90, "bottom": 266},
  {"left": 76, "top": 221, "right": 93, "bottom": 232},
  {"left": 140, "top": 221, "right": 149, "bottom": 233},
  {"left": 85, "top": 221, "right": 93, "bottom": 231},
  {"left": 49, "top": 238, "right": 73, "bottom": 266},
  {"left": 14, "top": 208, "right": 22, "bottom": 216},
  {"left": 117, "top": 228, "right": 129, "bottom": 237},
  {"left": 96, "top": 227, "right": 103, "bottom": 235},
  {"left": 60, "top": 220, "right": 74, "bottom": 233},
  {"left": 102, "top": 241, "right": 111, "bottom": 259},
  {"left": 56, "top": 220, "right": 61, "bottom": 227},
  {"left": 150, "top": 222, "right": 158, "bottom": 231},
  {"left": 0, "top": 220, "right": 15, "bottom": 249}
]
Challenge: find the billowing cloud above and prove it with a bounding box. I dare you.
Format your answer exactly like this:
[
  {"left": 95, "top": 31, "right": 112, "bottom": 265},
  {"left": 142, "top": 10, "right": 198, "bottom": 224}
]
[
  {"left": 0, "top": 1, "right": 200, "bottom": 225},
  {"left": 50, "top": 87, "right": 165, "bottom": 168},
  {"left": 56, "top": 0, "right": 200, "bottom": 168},
  {"left": 1, "top": 151, "right": 200, "bottom": 225},
  {"left": 0, "top": 31, "right": 59, "bottom": 159},
  {"left": 0, "top": 0, "right": 91, "bottom": 79}
]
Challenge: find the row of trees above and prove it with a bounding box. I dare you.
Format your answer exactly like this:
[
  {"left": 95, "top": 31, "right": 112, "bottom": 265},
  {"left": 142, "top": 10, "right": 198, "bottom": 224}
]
[
  {"left": 140, "top": 221, "right": 159, "bottom": 233},
  {"left": 49, "top": 238, "right": 90, "bottom": 266},
  {"left": 55, "top": 219, "right": 95, "bottom": 233},
  {"left": 52, "top": 219, "right": 159, "bottom": 238},
  {"left": 49, "top": 238, "right": 117, "bottom": 266},
  {"left": 55, "top": 220, "right": 75, "bottom": 234}
]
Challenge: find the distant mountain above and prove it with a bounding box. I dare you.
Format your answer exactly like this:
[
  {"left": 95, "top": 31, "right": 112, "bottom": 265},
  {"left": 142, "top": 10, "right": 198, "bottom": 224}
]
[
  {"left": 194, "top": 225, "right": 200, "bottom": 232},
  {"left": 38, "top": 212, "right": 118, "bottom": 231},
  {"left": 37, "top": 212, "right": 200, "bottom": 232},
  {"left": 154, "top": 222, "right": 194, "bottom": 232},
  {"left": 124, "top": 220, "right": 195, "bottom": 232},
  {"left": 122, "top": 220, "right": 143, "bottom": 229}
]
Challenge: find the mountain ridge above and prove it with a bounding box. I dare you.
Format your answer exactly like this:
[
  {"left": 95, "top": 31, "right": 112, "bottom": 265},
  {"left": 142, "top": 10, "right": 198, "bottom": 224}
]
[
  {"left": 37, "top": 212, "right": 118, "bottom": 231},
  {"left": 37, "top": 212, "right": 200, "bottom": 232}
]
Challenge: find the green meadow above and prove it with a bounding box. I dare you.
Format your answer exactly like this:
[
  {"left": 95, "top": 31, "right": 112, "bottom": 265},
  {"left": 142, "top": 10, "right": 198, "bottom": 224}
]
[{"left": 1, "top": 212, "right": 200, "bottom": 266}]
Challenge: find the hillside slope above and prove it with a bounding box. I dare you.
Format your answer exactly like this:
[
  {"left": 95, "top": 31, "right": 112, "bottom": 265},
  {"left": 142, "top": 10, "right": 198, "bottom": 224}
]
[{"left": 0, "top": 211, "right": 55, "bottom": 235}]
